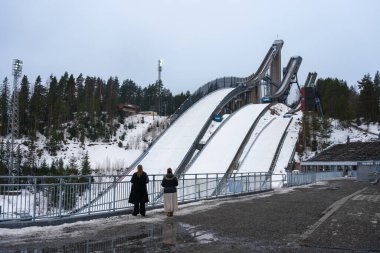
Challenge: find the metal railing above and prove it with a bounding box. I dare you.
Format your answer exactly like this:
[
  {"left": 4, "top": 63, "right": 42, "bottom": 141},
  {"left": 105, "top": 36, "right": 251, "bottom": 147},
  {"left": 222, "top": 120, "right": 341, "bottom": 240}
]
[
  {"left": 286, "top": 171, "right": 343, "bottom": 187},
  {"left": 0, "top": 172, "right": 271, "bottom": 224},
  {"left": 0, "top": 171, "right": 344, "bottom": 225}
]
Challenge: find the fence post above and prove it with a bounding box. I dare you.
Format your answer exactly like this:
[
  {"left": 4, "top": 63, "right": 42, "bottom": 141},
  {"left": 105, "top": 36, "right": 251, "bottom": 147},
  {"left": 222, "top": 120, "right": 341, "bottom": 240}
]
[
  {"left": 270, "top": 173, "right": 272, "bottom": 190},
  {"left": 247, "top": 173, "right": 250, "bottom": 193},
  {"left": 59, "top": 178, "right": 63, "bottom": 218},
  {"left": 206, "top": 174, "right": 209, "bottom": 198},
  {"left": 216, "top": 173, "right": 219, "bottom": 197},
  {"left": 254, "top": 173, "right": 256, "bottom": 192},
  {"left": 88, "top": 177, "right": 92, "bottom": 215},
  {"left": 33, "top": 177, "right": 37, "bottom": 221},
  {"left": 182, "top": 175, "right": 185, "bottom": 203},
  {"left": 233, "top": 173, "right": 236, "bottom": 195},
  {"left": 195, "top": 174, "right": 198, "bottom": 200},
  {"left": 113, "top": 176, "right": 116, "bottom": 212},
  {"left": 152, "top": 175, "right": 156, "bottom": 206}
]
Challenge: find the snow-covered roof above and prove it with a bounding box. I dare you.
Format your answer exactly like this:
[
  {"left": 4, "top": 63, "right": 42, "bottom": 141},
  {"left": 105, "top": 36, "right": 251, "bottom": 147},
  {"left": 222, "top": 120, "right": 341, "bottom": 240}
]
[{"left": 302, "top": 141, "right": 380, "bottom": 166}]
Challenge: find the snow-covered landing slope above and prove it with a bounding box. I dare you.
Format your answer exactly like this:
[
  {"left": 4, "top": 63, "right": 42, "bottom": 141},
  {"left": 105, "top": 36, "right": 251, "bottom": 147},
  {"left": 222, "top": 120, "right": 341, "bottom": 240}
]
[
  {"left": 273, "top": 113, "right": 302, "bottom": 174},
  {"left": 239, "top": 117, "right": 291, "bottom": 174},
  {"left": 130, "top": 88, "right": 235, "bottom": 175},
  {"left": 186, "top": 104, "right": 268, "bottom": 175}
]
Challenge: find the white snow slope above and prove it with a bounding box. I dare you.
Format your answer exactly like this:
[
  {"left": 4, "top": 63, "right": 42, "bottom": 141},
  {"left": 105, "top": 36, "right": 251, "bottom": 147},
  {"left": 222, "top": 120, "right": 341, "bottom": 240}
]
[
  {"left": 239, "top": 117, "right": 291, "bottom": 174},
  {"left": 126, "top": 88, "right": 234, "bottom": 175},
  {"left": 186, "top": 104, "right": 268, "bottom": 175}
]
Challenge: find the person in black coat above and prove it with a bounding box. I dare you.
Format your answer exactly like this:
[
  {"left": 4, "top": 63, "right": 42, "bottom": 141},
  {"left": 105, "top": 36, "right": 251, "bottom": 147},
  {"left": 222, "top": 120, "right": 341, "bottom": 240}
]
[
  {"left": 161, "top": 168, "right": 178, "bottom": 217},
  {"left": 129, "top": 164, "right": 149, "bottom": 216}
]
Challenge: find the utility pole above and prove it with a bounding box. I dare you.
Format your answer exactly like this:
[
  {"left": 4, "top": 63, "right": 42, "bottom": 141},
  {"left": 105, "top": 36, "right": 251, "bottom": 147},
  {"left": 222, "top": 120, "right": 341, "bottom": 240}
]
[{"left": 8, "top": 59, "right": 22, "bottom": 181}]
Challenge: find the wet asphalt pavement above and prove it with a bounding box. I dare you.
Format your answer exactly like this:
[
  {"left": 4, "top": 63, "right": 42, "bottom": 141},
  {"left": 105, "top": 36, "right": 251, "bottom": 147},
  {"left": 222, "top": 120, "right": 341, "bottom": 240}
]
[{"left": 0, "top": 178, "right": 379, "bottom": 252}]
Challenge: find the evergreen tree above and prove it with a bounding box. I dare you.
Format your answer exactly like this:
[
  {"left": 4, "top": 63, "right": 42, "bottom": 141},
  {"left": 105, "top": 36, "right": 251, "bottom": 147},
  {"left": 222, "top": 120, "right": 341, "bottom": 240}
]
[
  {"left": 0, "top": 77, "right": 10, "bottom": 135},
  {"left": 25, "top": 139, "right": 37, "bottom": 173},
  {"left": 30, "top": 76, "right": 47, "bottom": 135},
  {"left": 47, "top": 75, "right": 59, "bottom": 127},
  {"left": 76, "top": 73, "right": 85, "bottom": 113},
  {"left": 320, "top": 117, "right": 332, "bottom": 148},
  {"left": 358, "top": 74, "right": 379, "bottom": 121},
  {"left": 81, "top": 151, "right": 92, "bottom": 176},
  {"left": 316, "top": 78, "right": 356, "bottom": 121},
  {"left": 18, "top": 75, "right": 30, "bottom": 135},
  {"left": 65, "top": 74, "right": 77, "bottom": 122},
  {"left": 105, "top": 77, "right": 119, "bottom": 118},
  {"left": 67, "top": 155, "right": 79, "bottom": 175}
]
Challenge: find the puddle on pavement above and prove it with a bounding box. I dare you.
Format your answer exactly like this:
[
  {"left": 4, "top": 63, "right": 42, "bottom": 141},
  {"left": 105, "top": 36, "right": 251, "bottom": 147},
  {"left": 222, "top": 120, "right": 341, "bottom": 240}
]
[{"left": 0, "top": 222, "right": 218, "bottom": 252}]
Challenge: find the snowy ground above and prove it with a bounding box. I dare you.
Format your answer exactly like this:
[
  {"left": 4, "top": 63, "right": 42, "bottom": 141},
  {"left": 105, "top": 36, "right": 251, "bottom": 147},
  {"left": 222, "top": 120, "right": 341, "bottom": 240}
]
[
  {"left": 5, "top": 115, "right": 168, "bottom": 175},
  {"left": 302, "top": 120, "right": 380, "bottom": 161}
]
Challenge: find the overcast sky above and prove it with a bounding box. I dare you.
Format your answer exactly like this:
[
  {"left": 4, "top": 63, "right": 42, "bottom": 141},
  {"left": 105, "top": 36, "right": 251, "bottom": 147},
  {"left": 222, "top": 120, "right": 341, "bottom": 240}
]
[{"left": 0, "top": 0, "right": 379, "bottom": 94}]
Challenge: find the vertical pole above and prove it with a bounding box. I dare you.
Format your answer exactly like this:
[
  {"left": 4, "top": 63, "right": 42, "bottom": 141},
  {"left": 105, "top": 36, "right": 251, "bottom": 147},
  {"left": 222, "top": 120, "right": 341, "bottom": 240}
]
[
  {"left": 152, "top": 175, "right": 155, "bottom": 206},
  {"left": 206, "top": 173, "right": 209, "bottom": 198},
  {"left": 233, "top": 173, "right": 236, "bottom": 194},
  {"left": 59, "top": 178, "right": 63, "bottom": 218},
  {"left": 216, "top": 173, "right": 219, "bottom": 197},
  {"left": 195, "top": 174, "right": 197, "bottom": 200},
  {"left": 182, "top": 176, "right": 185, "bottom": 203},
  {"left": 88, "top": 177, "right": 91, "bottom": 215},
  {"left": 33, "top": 177, "right": 37, "bottom": 221},
  {"left": 113, "top": 176, "right": 116, "bottom": 211}
]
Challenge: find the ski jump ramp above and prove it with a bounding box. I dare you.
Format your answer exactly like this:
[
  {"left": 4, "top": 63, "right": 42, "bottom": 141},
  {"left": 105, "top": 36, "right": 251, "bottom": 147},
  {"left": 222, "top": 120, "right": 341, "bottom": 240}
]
[
  {"left": 128, "top": 88, "right": 234, "bottom": 175},
  {"left": 185, "top": 104, "right": 269, "bottom": 176}
]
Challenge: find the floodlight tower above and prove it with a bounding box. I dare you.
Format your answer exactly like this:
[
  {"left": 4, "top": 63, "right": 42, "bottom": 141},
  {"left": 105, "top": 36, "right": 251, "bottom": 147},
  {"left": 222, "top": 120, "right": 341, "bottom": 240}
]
[
  {"left": 8, "top": 59, "right": 22, "bottom": 178},
  {"left": 158, "top": 59, "right": 163, "bottom": 116}
]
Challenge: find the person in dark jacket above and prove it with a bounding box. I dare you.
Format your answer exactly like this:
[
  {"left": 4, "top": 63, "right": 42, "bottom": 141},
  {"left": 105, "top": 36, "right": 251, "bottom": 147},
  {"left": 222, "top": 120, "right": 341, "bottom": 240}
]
[
  {"left": 129, "top": 164, "right": 149, "bottom": 216},
  {"left": 161, "top": 168, "right": 178, "bottom": 217}
]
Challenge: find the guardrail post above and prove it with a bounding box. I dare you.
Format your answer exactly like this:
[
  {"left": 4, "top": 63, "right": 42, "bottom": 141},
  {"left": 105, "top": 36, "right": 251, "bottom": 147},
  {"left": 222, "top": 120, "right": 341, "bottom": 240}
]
[
  {"left": 182, "top": 174, "right": 185, "bottom": 203},
  {"left": 33, "top": 177, "right": 37, "bottom": 221},
  {"left": 254, "top": 173, "right": 256, "bottom": 192},
  {"left": 182, "top": 176, "right": 185, "bottom": 203},
  {"left": 216, "top": 174, "right": 219, "bottom": 197},
  {"left": 113, "top": 176, "right": 116, "bottom": 211},
  {"left": 88, "top": 177, "right": 92, "bottom": 215},
  {"left": 233, "top": 173, "right": 236, "bottom": 194},
  {"left": 195, "top": 174, "right": 198, "bottom": 200},
  {"left": 206, "top": 174, "right": 209, "bottom": 198},
  {"left": 152, "top": 175, "right": 156, "bottom": 206},
  {"left": 247, "top": 173, "right": 250, "bottom": 193},
  {"left": 59, "top": 178, "right": 63, "bottom": 218},
  {"left": 270, "top": 173, "right": 272, "bottom": 190}
]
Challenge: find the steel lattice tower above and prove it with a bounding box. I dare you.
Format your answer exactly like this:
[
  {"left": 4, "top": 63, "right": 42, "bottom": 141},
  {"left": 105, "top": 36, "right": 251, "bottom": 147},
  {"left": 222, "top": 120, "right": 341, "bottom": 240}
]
[{"left": 7, "top": 59, "right": 22, "bottom": 178}]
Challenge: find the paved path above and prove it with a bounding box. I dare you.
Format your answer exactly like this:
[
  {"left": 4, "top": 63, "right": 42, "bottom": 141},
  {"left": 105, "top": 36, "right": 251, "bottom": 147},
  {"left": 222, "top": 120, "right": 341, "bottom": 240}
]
[{"left": 0, "top": 178, "right": 379, "bottom": 252}]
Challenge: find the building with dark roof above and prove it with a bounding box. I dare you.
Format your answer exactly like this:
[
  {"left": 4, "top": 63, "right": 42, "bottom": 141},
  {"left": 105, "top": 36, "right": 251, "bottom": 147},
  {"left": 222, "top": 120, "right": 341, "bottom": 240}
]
[{"left": 301, "top": 141, "right": 380, "bottom": 181}]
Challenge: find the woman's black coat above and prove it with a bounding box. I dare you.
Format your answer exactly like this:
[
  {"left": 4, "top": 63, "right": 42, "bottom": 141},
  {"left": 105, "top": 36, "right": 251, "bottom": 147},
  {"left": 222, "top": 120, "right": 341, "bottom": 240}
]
[
  {"left": 161, "top": 173, "right": 178, "bottom": 193},
  {"left": 128, "top": 172, "right": 149, "bottom": 203}
]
